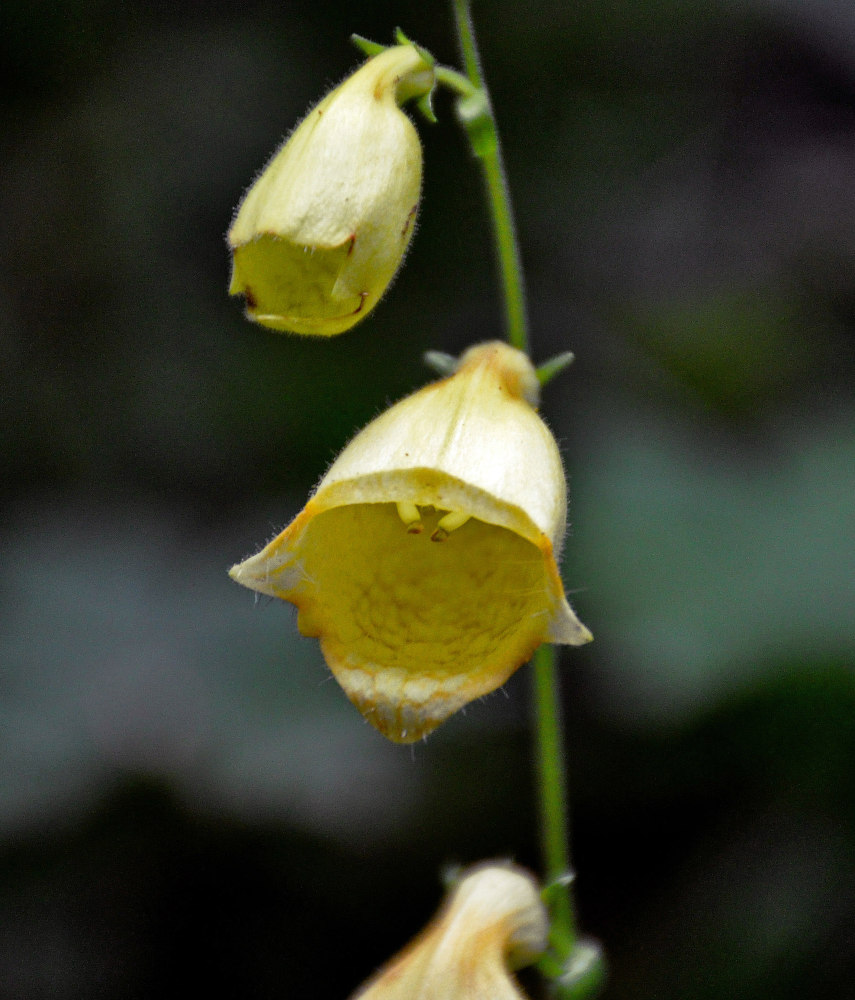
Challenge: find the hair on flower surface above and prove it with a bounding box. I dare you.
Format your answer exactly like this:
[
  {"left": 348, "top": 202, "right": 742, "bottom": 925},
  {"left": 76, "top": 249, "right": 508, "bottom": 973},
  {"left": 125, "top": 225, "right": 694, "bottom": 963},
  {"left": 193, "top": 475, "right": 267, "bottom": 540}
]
[
  {"left": 230, "top": 341, "right": 591, "bottom": 743},
  {"left": 228, "top": 43, "right": 434, "bottom": 336}
]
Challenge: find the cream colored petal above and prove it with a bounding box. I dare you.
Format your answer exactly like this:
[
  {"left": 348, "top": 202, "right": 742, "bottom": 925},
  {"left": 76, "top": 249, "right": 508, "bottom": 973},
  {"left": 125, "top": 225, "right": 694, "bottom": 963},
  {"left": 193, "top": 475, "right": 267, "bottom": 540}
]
[
  {"left": 350, "top": 864, "right": 548, "bottom": 1000},
  {"left": 228, "top": 502, "right": 315, "bottom": 600},
  {"left": 547, "top": 597, "right": 594, "bottom": 646},
  {"left": 228, "top": 545, "right": 302, "bottom": 600},
  {"left": 315, "top": 342, "right": 568, "bottom": 550},
  {"left": 228, "top": 45, "right": 432, "bottom": 335},
  {"left": 229, "top": 45, "right": 429, "bottom": 248},
  {"left": 228, "top": 342, "right": 592, "bottom": 741}
]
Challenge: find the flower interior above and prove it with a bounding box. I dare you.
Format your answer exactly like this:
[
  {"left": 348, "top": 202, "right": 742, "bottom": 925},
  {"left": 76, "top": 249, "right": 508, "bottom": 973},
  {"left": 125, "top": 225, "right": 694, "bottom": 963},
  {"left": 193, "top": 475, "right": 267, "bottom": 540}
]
[
  {"left": 285, "top": 501, "right": 556, "bottom": 741},
  {"left": 231, "top": 235, "right": 360, "bottom": 334}
]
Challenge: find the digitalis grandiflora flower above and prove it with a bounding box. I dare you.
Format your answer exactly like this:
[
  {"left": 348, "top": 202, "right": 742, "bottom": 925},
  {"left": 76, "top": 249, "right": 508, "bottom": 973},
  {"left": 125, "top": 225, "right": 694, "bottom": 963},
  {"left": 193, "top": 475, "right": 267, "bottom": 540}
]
[
  {"left": 230, "top": 342, "right": 592, "bottom": 742},
  {"left": 349, "top": 863, "right": 548, "bottom": 1000},
  {"left": 228, "top": 43, "right": 433, "bottom": 335}
]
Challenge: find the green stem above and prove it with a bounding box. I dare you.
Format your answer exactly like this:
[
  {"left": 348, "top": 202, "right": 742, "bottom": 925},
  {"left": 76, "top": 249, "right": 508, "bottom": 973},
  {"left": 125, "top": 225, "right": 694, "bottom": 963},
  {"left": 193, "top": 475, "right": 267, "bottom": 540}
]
[
  {"left": 448, "top": 3, "right": 594, "bottom": 996},
  {"left": 533, "top": 644, "right": 577, "bottom": 955},
  {"left": 448, "top": 0, "right": 528, "bottom": 353}
]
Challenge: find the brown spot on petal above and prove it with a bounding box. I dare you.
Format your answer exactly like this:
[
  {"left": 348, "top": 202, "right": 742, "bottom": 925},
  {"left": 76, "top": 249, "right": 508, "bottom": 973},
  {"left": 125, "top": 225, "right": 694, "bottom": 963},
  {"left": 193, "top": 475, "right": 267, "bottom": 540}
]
[
  {"left": 352, "top": 291, "right": 368, "bottom": 315},
  {"left": 401, "top": 203, "right": 417, "bottom": 238}
]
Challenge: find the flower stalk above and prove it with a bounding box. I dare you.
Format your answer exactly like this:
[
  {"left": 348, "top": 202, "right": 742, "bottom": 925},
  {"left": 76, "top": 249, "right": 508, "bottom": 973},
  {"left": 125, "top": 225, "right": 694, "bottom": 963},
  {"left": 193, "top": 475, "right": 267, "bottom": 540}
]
[
  {"left": 227, "top": 6, "right": 602, "bottom": 993},
  {"left": 446, "top": 0, "right": 528, "bottom": 354},
  {"left": 447, "top": 2, "right": 601, "bottom": 995}
]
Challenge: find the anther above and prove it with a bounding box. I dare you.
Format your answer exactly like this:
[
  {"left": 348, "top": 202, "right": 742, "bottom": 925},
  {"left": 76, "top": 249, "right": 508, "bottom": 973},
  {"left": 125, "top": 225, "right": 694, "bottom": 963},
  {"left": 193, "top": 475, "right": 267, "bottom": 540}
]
[
  {"left": 430, "top": 510, "right": 471, "bottom": 542},
  {"left": 396, "top": 501, "right": 424, "bottom": 534}
]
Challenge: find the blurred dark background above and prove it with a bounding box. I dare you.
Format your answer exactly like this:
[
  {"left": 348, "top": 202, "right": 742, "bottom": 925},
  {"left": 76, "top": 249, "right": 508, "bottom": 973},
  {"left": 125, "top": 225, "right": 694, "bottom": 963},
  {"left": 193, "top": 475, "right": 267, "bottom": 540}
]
[{"left": 2, "top": 0, "right": 854, "bottom": 997}]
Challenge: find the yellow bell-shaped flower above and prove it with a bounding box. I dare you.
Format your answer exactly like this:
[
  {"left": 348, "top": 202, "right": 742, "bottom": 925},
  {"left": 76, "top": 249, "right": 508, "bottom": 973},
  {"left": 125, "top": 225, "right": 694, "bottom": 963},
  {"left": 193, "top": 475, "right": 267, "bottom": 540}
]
[
  {"left": 230, "top": 342, "right": 592, "bottom": 742},
  {"left": 228, "top": 44, "right": 433, "bottom": 336},
  {"left": 349, "top": 863, "right": 548, "bottom": 1000}
]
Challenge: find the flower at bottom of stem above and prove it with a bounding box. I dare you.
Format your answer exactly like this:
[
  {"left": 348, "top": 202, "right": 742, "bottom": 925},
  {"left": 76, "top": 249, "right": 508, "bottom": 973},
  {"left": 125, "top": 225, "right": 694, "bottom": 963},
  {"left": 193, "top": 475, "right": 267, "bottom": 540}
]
[
  {"left": 230, "top": 342, "right": 592, "bottom": 743},
  {"left": 349, "top": 863, "right": 548, "bottom": 1000}
]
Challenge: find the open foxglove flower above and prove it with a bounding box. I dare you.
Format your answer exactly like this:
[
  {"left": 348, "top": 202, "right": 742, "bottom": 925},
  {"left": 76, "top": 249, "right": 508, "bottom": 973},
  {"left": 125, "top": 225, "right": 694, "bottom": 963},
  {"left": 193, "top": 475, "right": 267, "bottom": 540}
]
[
  {"left": 228, "top": 43, "right": 433, "bottom": 335},
  {"left": 230, "top": 342, "right": 592, "bottom": 742},
  {"left": 350, "top": 863, "right": 548, "bottom": 1000}
]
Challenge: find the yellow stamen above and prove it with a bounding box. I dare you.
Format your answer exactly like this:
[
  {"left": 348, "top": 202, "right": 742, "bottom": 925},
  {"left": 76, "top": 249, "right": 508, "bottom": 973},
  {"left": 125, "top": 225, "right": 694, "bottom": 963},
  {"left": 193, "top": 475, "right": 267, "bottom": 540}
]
[
  {"left": 396, "top": 501, "right": 424, "bottom": 534},
  {"left": 431, "top": 510, "right": 471, "bottom": 542}
]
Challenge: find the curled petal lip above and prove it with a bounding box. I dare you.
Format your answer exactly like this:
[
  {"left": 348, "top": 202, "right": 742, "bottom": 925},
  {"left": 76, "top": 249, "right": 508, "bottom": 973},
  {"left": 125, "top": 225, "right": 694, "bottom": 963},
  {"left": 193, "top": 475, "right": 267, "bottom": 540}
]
[
  {"left": 230, "top": 498, "right": 574, "bottom": 742},
  {"left": 251, "top": 292, "right": 368, "bottom": 332}
]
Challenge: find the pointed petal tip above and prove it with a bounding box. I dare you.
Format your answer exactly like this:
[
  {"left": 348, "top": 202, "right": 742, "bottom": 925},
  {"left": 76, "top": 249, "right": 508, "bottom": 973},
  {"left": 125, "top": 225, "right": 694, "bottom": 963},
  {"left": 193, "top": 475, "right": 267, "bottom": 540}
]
[
  {"left": 228, "top": 559, "right": 262, "bottom": 592},
  {"left": 228, "top": 547, "right": 303, "bottom": 602},
  {"left": 547, "top": 599, "right": 593, "bottom": 646},
  {"left": 228, "top": 552, "right": 269, "bottom": 591}
]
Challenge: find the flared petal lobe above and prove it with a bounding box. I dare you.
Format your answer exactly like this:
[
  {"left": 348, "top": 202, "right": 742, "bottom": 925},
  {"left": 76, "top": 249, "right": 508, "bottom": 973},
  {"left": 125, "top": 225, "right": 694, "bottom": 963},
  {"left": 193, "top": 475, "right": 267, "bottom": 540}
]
[
  {"left": 230, "top": 342, "right": 592, "bottom": 742},
  {"left": 349, "top": 863, "right": 548, "bottom": 1000},
  {"left": 228, "top": 44, "right": 433, "bottom": 335}
]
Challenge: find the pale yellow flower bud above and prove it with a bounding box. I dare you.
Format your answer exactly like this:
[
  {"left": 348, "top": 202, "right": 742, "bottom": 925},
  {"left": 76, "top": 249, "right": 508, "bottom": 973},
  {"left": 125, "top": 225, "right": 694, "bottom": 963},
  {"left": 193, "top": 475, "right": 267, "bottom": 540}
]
[
  {"left": 228, "top": 44, "right": 433, "bottom": 336},
  {"left": 230, "top": 341, "right": 592, "bottom": 742},
  {"left": 350, "top": 863, "right": 548, "bottom": 1000}
]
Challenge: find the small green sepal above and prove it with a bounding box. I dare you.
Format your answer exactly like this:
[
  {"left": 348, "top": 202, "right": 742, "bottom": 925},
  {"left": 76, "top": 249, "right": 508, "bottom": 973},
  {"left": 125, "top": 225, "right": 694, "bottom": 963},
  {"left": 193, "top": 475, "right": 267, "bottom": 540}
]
[
  {"left": 394, "top": 27, "right": 436, "bottom": 69},
  {"left": 350, "top": 33, "right": 385, "bottom": 57},
  {"left": 423, "top": 350, "right": 459, "bottom": 376},
  {"left": 416, "top": 91, "right": 437, "bottom": 123},
  {"left": 351, "top": 32, "right": 435, "bottom": 120},
  {"left": 536, "top": 351, "right": 576, "bottom": 387},
  {"left": 540, "top": 871, "right": 575, "bottom": 907}
]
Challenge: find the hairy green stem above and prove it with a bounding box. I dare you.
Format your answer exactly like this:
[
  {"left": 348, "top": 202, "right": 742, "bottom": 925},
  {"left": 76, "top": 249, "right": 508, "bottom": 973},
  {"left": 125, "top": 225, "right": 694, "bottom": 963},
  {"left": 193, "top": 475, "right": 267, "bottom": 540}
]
[
  {"left": 533, "top": 644, "right": 577, "bottom": 955},
  {"left": 449, "top": 3, "right": 591, "bottom": 995},
  {"left": 449, "top": 0, "right": 528, "bottom": 353}
]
